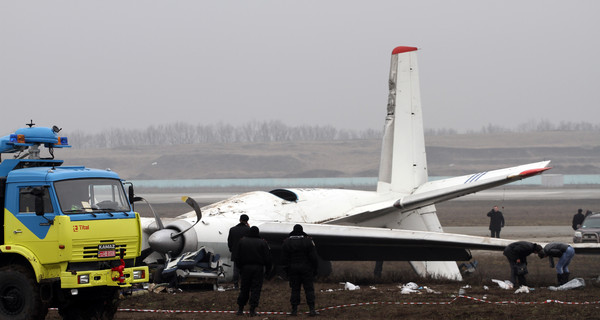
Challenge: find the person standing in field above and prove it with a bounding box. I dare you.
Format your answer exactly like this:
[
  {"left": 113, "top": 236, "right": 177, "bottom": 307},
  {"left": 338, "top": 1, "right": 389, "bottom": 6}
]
[
  {"left": 235, "top": 226, "right": 272, "bottom": 317},
  {"left": 572, "top": 208, "right": 585, "bottom": 230},
  {"left": 281, "top": 224, "right": 320, "bottom": 316},
  {"left": 487, "top": 205, "right": 505, "bottom": 238},
  {"left": 228, "top": 214, "right": 250, "bottom": 289}
]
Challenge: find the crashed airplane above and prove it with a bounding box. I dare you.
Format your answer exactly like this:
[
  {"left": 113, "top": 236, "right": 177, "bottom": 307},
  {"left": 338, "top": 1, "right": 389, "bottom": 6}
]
[{"left": 140, "top": 46, "right": 553, "bottom": 281}]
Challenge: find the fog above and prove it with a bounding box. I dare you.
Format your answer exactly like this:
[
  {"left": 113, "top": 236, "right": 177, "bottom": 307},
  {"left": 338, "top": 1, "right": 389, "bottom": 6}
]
[{"left": 1, "top": 1, "right": 599, "bottom": 134}]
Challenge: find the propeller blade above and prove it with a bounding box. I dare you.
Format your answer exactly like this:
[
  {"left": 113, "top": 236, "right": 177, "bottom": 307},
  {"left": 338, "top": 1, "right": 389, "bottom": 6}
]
[
  {"left": 182, "top": 196, "right": 202, "bottom": 221},
  {"left": 170, "top": 196, "right": 202, "bottom": 240},
  {"left": 135, "top": 196, "right": 164, "bottom": 230}
]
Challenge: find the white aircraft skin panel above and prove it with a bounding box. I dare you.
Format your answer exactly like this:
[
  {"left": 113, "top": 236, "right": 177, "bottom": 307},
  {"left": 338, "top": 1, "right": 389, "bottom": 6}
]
[
  {"left": 396, "top": 205, "right": 443, "bottom": 232},
  {"left": 410, "top": 261, "right": 462, "bottom": 281},
  {"left": 184, "top": 189, "right": 402, "bottom": 225},
  {"left": 390, "top": 51, "right": 428, "bottom": 194},
  {"left": 289, "top": 189, "right": 400, "bottom": 223}
]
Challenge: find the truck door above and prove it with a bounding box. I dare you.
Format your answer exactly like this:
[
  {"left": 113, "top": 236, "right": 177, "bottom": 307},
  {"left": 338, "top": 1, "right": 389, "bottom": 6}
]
[{"left": 4, "top": 184, "right": 62, "bottom": 263}]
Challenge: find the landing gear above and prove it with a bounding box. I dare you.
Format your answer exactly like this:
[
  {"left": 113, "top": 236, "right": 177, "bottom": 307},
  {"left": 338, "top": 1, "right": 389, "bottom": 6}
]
[
  {"left": 0, "top": 265, "right": 47, "bottom": 320},
  {"left": 374, "top": 261, "right": 383, "bottom": 278},
  {"left": 316, "top": 258, "right": 332, "bottom": 278}
]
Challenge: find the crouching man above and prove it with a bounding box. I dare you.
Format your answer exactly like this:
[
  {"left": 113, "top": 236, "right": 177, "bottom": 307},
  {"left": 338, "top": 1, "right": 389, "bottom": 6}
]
[
  {"left": 503, "top": 241, "right": 542, "bottom": 287},
  {"left": 538, "top": 242, "right": 575, "bottom": 285}
]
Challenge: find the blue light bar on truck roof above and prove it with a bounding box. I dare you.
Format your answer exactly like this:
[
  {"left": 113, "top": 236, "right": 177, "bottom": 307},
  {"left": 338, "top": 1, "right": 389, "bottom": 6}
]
[{"left": 0, "top": 126, "right": 70, "bottom": 154}]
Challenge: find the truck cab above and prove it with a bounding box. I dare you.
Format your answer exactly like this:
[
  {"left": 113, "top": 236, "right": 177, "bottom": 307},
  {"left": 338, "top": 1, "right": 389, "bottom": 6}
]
[{"left": 0, "top": 125, "right": 148, "bottom": 320}]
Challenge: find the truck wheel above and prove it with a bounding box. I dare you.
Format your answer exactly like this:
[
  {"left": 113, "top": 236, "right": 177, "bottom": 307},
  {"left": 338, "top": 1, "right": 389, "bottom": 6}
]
[
  {"left": 0, "top": 265, "right": 47, "bottom": 320},
  {"left": 58, "top": 287, "right": 120, "bottom": 320},
  {"left": 86, "top": 288, "right": 119, "bottom": 320}
]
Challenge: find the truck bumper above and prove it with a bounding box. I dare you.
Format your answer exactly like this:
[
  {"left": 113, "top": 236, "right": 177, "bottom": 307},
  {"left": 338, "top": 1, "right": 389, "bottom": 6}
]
[{"left": 60, "top": 266, "right": 149, "bottom": 288}]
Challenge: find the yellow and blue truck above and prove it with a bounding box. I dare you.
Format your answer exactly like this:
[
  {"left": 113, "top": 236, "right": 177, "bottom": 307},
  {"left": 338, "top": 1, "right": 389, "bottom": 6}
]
[{"left": 0, "top": 124, "right": 148, "bottom": 319}]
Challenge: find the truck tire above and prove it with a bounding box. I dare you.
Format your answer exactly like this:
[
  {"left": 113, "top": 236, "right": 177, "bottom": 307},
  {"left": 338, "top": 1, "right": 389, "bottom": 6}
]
[
  {"left": 0, "top": 265, "right": 47, "bottom": 320},
  {"left": 58, "top": 287, "right": 120, "bottom": 320}
]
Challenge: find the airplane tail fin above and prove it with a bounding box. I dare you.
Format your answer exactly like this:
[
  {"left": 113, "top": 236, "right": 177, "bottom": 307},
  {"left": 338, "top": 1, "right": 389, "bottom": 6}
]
[
  {"left": 377, "top": 47, "right": 427, "bottom": 194},
  {"left": 377, "top": 46, "right": 461, "bottom": 280}
]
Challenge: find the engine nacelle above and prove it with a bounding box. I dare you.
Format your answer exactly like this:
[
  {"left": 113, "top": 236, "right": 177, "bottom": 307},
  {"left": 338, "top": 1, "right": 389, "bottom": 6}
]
[{"left": 148, "top": 219, "right": 199, "bottom": 257}]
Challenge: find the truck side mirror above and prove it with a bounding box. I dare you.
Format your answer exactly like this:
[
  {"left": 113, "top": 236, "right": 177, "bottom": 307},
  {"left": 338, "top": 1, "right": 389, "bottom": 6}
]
[
  {"left": 30, "top": 187, "right": 45, "bottom": 216},
  {"left": 128, "top": 185, "right": 135, "bottom": 205}
]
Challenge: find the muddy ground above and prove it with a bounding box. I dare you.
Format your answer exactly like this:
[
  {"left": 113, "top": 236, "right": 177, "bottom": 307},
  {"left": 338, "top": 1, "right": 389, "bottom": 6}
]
[{"left": 46, "top": 198, "right": 600, "bottom": 319}]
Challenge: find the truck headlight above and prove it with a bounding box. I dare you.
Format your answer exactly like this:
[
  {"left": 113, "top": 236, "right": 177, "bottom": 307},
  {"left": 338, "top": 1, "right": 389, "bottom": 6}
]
[
  {"left": 133, "top": 270, "right": 145, "bottom": 280},
  {"left": 574, "top": 231, "right": 582, "bottom": 238},
  {"left": 78, "top": 274, "right": 90, "bottom": 284}
]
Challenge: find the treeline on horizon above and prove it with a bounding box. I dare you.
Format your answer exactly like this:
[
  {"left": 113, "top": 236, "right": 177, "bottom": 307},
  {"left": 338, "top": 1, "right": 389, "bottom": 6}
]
[{"left": 66, "top": 119, "right": 600, "bottom": 149}]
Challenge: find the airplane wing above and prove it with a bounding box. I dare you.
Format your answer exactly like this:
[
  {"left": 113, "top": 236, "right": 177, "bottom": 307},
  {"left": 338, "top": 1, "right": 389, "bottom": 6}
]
[
  {"left": 258, "top": 222, "right": 600, "bottom": 262},
  {"left": 258, "top": 222, "right": 510, "bottom": 262}
]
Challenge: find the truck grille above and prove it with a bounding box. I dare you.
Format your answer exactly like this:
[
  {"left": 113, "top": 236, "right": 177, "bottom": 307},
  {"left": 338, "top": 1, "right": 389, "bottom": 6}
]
[
  {"left": 581, "top": 233, "right": 599, "bottom": 243},
  {"left": 72, "top": 239, "right": 137, "bottom": 261}
]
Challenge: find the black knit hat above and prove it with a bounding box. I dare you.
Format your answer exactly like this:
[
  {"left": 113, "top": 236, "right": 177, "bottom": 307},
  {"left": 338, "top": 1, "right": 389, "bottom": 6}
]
[{"left": 248, "top": 226, "right": 259, "bottom": 237}]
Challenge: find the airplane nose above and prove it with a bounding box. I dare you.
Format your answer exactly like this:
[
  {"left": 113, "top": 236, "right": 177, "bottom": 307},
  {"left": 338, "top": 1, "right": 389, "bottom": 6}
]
[{"left": 148, "top": 228, "right": 184, "bottom": 255}]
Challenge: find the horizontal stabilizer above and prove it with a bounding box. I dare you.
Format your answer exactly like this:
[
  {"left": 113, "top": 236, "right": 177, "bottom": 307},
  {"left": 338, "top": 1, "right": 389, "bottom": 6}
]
[{"left": 394, "top": 161, "right": 551, "bottom": 211}]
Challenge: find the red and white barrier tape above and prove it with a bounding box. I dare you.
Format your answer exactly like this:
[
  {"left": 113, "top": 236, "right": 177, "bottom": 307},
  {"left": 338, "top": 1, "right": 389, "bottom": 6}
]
[{"left": 48, "top": 296, "right": 600, "bottom": 315}]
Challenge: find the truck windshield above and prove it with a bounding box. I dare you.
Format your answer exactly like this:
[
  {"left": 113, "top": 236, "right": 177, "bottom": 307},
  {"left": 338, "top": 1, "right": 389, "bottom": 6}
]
[{"left": 54, "top": 179, "right": 131, "bottom": 214}]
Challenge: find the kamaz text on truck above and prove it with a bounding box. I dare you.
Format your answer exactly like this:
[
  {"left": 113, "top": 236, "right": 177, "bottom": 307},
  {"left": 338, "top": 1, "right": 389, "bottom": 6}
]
[{"left": 0, "top": 123, "right": 149, "bottom": 319}]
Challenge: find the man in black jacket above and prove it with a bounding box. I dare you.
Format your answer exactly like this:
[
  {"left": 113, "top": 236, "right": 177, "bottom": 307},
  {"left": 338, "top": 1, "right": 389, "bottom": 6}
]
[
  {"left": 228, "top": 214, "right": 250, "bottom": 289},
  {"left": 487, "top": 205, "right": 505, "bottom": 238},
  {"left": 503, "top": 241, "right": 542, "bottom": 287},
  {"left": 538, "top": 242, "right": 575, "bottom": 285},
  {"left": 572, "top": 208, "right": 585, "bottom": 230},
  {"left": 282, "top": 224, "right": 319, "bottom": 316},
  {"left": 235, "top": 226, "right": 272, "bottom": 317}
]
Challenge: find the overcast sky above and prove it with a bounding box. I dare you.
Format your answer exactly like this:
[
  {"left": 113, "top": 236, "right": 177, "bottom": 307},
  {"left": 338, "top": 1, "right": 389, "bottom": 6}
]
[{"left": 1, "top": 1, "right": 599, "bottom": 134}]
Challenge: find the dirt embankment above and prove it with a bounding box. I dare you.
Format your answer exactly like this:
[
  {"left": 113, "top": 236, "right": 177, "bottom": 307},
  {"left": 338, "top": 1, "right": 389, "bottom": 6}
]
[{"left": 59, "top": 131, "right": 600, "bottom": 180}]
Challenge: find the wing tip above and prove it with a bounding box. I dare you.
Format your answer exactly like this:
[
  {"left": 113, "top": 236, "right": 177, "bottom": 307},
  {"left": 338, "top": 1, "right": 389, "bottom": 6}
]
[{"left": 517, "top": 166, "right": 552, "bottom": 178}]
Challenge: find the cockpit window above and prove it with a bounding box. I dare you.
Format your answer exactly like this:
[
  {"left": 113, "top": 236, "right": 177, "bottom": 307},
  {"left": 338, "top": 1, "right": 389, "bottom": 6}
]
[{"left": 54, "top": 179, "right": 130, "bottom": 214}]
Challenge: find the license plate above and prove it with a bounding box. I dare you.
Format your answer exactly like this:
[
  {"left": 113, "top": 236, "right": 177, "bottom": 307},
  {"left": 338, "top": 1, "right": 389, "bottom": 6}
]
[{"left": 98, "top": 244, "right": 116, "bottom": 258}]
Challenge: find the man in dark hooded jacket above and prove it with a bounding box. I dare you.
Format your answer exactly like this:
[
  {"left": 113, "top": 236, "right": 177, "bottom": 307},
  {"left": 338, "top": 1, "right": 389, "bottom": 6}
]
[
  {"left": 235, "top": 226, "right": 272, "bottom": 316},
  {"left": 503, "top": 241, "right": 542, "bottom": 287},
  {"left": 282, "top": 224, "right": 319, "bottom": 316},
  {"left": 228, "top": 214, "right": 250, "bottom": 289}
]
